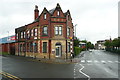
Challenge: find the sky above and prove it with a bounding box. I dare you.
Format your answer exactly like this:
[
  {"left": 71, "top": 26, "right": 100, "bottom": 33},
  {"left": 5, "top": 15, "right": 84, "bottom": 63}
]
[{"left": 0, "top": 0, "right": 119, "bottom": 44}]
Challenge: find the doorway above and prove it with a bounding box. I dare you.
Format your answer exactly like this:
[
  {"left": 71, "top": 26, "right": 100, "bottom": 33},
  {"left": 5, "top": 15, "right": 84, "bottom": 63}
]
[{"left": 55, "top": 43, "right": 62, "bottom": 57}]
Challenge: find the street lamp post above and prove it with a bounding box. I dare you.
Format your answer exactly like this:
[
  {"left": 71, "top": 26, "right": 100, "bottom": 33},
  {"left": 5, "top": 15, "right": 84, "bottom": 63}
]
[
  {"left": 74, "top": 24, "right": 77, "bottom": 38},
  {"left": 73, "top": 24, "right": 77, "bottom": 57}
]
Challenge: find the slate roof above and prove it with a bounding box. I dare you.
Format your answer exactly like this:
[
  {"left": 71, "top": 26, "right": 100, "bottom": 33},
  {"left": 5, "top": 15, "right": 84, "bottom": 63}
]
[{"left": 49, "top": 8, "right": 55, "bottom": 14}]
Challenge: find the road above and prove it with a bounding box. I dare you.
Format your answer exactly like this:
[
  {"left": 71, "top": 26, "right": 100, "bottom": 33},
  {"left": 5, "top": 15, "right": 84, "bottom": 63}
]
[
  {"left": 2, "top": 55, "right": 74, "bottom": 79},
  {"left": 1, "top": 50, "right": 120, "bottom": 80},
  {"left": 74, "top": 50, "right": 120, "bottom": 80}
]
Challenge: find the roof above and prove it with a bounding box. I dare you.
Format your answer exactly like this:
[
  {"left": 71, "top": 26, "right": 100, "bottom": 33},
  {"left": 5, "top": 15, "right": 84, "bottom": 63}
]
[
  {"left": 49, "top": 8, "right": 55, "bottom": 14},
  {"left": 0, "top": 35, "right": 15, "bottom": 44}
]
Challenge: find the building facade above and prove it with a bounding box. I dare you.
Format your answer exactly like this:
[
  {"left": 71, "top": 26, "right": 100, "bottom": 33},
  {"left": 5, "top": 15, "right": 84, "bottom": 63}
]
[
  {"left": 95, "top": 40, "right": 106, "bottom": 50},
  {"left": 0, "top": 35, "right": 16, "bottom": 55},
  {"left": 15, "top": 3, "right": 74, "bottom": 59}
]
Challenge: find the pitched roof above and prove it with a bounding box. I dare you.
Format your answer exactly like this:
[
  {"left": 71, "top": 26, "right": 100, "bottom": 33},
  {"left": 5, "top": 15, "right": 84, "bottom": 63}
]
[{"left": 49, "top": 8, "right": 55, "bottom": 14}]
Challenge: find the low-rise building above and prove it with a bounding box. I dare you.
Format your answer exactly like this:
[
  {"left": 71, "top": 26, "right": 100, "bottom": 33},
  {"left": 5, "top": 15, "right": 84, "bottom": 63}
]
[
  {"left": 95, "top": 40, "right": 106, "bottom": 50},
  {"left": 0, "top": 35, "right": 16, "bottom": 55},
  {"left": 15, "top": 3, "right": 74, "bottom": 59}
]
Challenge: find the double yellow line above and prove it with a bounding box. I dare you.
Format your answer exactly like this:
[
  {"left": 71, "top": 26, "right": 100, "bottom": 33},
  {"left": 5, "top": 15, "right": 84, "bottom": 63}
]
[{"left": 0, "top": 71, "right": 21, "bottom": 80}]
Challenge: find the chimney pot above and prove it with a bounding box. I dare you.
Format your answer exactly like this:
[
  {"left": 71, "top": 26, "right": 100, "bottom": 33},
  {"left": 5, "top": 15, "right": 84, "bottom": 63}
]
[{"left": 34, "top": 5, "right": 39, "bottom": 20}]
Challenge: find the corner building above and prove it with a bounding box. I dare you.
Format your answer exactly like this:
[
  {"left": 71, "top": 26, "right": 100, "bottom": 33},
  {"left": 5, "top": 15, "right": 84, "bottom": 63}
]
[{"left": 15, "top": 3, "right": 74, "bottom": 59}]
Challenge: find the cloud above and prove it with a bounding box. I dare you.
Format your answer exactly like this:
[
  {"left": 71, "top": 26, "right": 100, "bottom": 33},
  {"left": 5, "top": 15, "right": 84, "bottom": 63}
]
[{"left": 0, "top": 0, "right": 119, "bottom": 44}]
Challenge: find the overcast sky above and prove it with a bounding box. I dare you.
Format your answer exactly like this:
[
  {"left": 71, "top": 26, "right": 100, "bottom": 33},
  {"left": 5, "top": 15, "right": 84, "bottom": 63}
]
[{"left": 0, "top": 0, "right": 119, "bottom": 44}]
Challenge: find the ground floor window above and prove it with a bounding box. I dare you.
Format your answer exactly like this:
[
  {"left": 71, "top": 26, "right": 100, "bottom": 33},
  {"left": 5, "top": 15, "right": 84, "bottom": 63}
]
[
  {"left": 34, "top": 43, "right": 38, "bottom": 53},
  {"left": 43, "top": 42, "right": 47, "bottom": 53},
  {"left": 27, "top": 43, "right": 30, "bottom": 52},
  {"left": 20, "top": 44, "right": 22, "bottom": 52},
  {"left": 67, "top": 42, "right": 70, "bottom": 52},
  {"left": 23, "top": 44, "right": 26, "bottom": 52},
  {"left": 30, "top": 42, "right": 33, "bottom": 52}
]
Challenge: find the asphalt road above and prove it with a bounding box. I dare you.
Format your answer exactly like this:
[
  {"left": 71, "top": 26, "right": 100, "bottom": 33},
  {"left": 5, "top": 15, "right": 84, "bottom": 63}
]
[
  {"left": 74, "top": 50, "right": 120, "bottom": 80},
  {"left": 1, "top": 50, "right": 120, "bottom": 80},
  {"left": 2, "top": 55, "right": 74, "bottom": 79}
]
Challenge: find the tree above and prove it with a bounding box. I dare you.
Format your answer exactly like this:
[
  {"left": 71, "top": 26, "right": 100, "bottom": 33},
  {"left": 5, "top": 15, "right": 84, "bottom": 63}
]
[
  {"left": 104, "top": 40, "right": 111, "bottom": 47},
  {"left": 86, "top": 42, "right": 94, "bottom": 50},
  {"left": 73, "top": 37, "right": 80, "bottom": 47}
]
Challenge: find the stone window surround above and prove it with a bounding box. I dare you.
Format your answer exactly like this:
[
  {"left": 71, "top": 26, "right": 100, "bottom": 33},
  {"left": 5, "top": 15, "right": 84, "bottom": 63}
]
[{"left": 54, "top": 25, "right": 63, "bottom": 36}]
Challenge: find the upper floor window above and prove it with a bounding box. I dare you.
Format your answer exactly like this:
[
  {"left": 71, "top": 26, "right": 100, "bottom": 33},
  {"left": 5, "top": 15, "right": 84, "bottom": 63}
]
[
  {"left": 24, "top": 32, "right": 26, "bottom": 38},
  {"left": 21, "top": 32, "right": 23, "bottom": 39},
  {"left": 67, "top": 27, "right": 70, "bottom": 36},
  {"left": 43, "top": 26, "right": 48, "bottom": 36},
  {"left": 34, "top": 28, "right": 37, "bottom": 36},
  {"left": 55, "top": 26, "right": 62, "bottom": 35},
  {"left": 31, "top": 29, "right": 33, "bottom": 36},
  {"left": 16, "top": 33, "right": 18, "bottom": 39},
  {"left": 57, "top": 11, "right": 60, "bottom": 16},
  {"left": 27, "top": 30, "right": 30, "bottom": 39},
  {"left": 44, "top": 13, "right": 47, "bottom": 19}
]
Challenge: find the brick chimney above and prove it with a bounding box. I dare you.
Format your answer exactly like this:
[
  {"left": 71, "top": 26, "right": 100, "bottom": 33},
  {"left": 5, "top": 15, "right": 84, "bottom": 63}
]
[{"left": 34, "top": 5, "right": 39, "bottom": 20}]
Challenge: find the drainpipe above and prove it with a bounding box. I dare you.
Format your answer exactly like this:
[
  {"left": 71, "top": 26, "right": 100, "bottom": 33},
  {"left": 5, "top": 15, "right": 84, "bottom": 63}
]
[
  {"left": 48, "top": 16, "right": 51, "bottom": 59},
  {"left": 66, "top": 13, "right": 68, "bottom": 59}
]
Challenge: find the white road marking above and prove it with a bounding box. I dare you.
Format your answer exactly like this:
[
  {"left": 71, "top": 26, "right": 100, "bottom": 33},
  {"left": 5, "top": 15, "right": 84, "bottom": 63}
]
[
  {"left": 87, "top": 60, "right": 92, "bottom": 63},
  {"left": 79, "top": 64, "right": 90, "bottom": 80},
  {"left": 108, "top": 61, "right": 113, "bottom": 63},
  {"left": 94, "top": 60, "right": 99, "bottom": 63},
  {"left": 101, "top": 60, "right": 106, "bottom": 63},
  {"left": 74, "top": 70, "right": 75, "bottom": 73},
  {"left": 115, "top": 61, "right": 118, "bottom": 63},
  {"left": 81, "top": 60, "right": 85, "bottom": 63},
  {"left": 74, "top": 73, "right": 76, "bottom": 75}
]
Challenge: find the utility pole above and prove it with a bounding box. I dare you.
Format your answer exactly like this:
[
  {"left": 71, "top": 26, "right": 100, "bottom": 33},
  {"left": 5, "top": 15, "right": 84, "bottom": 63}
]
[{"left": 74, "top": 24, "right": 77, "bottom": 39}]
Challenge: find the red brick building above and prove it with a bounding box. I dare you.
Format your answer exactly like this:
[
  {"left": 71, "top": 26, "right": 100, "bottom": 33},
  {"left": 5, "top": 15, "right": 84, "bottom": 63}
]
[
  {"left": 0, "top": 35, "right": 16, "bottom": 55},
  {"left": 15, "top": 3, "right": 74, "bottom": 59}
]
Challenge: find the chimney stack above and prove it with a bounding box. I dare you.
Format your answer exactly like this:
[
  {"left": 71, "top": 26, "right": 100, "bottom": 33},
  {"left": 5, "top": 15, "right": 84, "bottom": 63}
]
[{"left": 34, "top": 5, "right": 39, "bottom": 20}]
